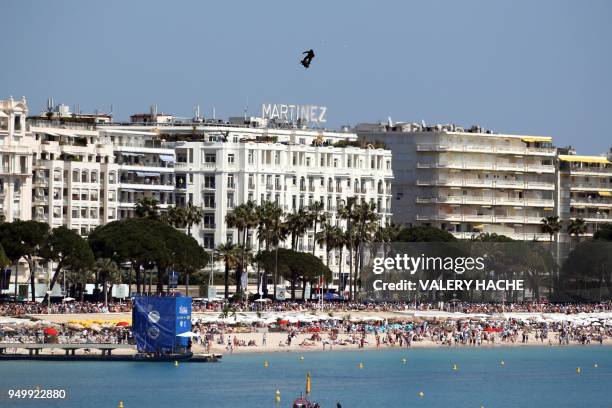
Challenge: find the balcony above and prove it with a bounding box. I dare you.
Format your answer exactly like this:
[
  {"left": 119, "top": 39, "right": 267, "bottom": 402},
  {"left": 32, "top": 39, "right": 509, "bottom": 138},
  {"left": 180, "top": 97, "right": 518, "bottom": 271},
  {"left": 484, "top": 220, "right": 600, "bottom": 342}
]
[
  {"left": 416, "top": 143, "right": 556, "bottom": 156},
  {"left": 570, "top": 184, "right": 612, "bottom": 192},
  {"left": 417, "top": 161, "right": 555, "bottom": 173},
  {"left": 570, "top": 198, "right": 612, "bottom": 208},
  {"left": 416, "top": 179, "right": 555, "bottom": 190},
  {"left": 450, "top": 231, "right": 551, "bottom": 241},
  {"left": 417, "top": 214, "right": 545, "bottom": 224}
]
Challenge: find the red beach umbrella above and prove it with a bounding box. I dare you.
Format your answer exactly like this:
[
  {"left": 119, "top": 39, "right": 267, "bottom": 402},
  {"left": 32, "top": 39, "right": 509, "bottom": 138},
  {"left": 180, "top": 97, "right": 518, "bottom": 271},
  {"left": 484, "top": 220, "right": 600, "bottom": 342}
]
[
  {"left": 115, "top": 321, "right": 130, "bottom": 327},
  {"left": 44, "top": 328, "right": 58, "bottom": 336}
]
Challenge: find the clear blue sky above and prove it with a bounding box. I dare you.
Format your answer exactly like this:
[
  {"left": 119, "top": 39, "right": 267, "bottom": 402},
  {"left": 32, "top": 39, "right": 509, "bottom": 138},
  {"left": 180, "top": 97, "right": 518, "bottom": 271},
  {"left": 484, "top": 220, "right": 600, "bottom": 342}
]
[{"left": 1, "top": 0, "right": 610, "bottom": 154}]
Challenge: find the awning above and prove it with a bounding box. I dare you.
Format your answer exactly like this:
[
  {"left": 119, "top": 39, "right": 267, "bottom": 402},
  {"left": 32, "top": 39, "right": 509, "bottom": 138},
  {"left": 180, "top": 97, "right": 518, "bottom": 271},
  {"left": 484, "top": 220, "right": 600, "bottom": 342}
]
[
  {"left": 559, "top": 155, "right": 610, "bottom": 164},
  {"left": 135, "top": 171, "right": 160, "bottom": 177},
  {"left": 599, "top": 191, "right": 612, "bottom": 197},
  {"left": 159, "top": 154, "right": 175, "bottom": 163},
  {"left": 472, "top": 224, "right": 485, "bottom": 230},
  {"left": 521, "top": 136, "right": 552, "bottom": 143}
]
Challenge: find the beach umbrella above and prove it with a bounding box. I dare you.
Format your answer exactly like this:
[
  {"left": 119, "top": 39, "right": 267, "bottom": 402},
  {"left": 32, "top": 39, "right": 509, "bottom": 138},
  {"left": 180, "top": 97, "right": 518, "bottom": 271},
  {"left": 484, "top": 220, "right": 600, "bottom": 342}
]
[
  {"left": 44, "top": 328, "right": 58, "bottom": 335},
  {"left": 62, "top": 297, "right": 76, "bottom": 302},
  {"left": 254, "top": 298, "right": 271, "bottom": 303},
  {"left": 115, "top": 321, "right": 130, "bottom": 327}
]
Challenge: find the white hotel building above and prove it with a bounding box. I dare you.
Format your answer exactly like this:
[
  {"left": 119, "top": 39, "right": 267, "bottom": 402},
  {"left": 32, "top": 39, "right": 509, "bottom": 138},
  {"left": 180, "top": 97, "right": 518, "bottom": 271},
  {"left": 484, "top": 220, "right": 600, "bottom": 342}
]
[
  {"left": 357, "top": 122, "right": 558, "bottom": 240},
  {"left": 1, "top": 97, "right": 394, "bottom": 290}
]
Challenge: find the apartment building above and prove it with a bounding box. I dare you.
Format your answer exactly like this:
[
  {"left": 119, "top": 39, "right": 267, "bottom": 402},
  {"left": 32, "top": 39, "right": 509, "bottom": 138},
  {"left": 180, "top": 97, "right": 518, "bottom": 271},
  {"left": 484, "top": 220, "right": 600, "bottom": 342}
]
[
  {"left": 357, "top": 122, "right": 557, "bottom": 240},
  {"left": 557, "top": 150, "right": 612, "bottom": 237}
]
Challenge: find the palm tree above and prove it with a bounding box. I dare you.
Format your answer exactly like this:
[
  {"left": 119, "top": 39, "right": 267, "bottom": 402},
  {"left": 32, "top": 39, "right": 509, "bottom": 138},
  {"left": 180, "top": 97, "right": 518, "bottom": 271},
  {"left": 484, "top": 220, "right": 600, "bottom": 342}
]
[
  {"left": 352, "top": 201, "right": 380, "bottom": 296},
  {"left": 541, "top": 215, "right": 561, "bottom": 242},
  {"left": 540, "top": 215, "right": 561, "bottom": 298},
  {"left": 225, "top": 201, "right": 258, "bottom": 295},
  {"left": 308, "top": 201, "right": 326, "bottom": 256},
  {"left": 285, "top": 209, "right": 310, "bottom": 251},
  {"left": 164, "top": 205, "right": 187, "bottom": 228},
  {"left": 94, "top": 258, "right": 119, "bottom": 307},
  {"left": 216, "top": 242, "right": 237, "bottom": 299},
  {"left": 567, "top": 218, "right": 587, "bottom": 244},
  {"left": 256, "top": 202, "right": 287, "bottom": 298},
  {"left": 338, "top": 198, "right": 358, "bottom": 299},
  {"left": 134, "top": 197, "right": 160, "bottom": 219},
  {"left": 315, "top": 222, "right": 339, "bottom": 268},
  {"left": 184, "top": 202, "right": 205, "bottom": 236}
]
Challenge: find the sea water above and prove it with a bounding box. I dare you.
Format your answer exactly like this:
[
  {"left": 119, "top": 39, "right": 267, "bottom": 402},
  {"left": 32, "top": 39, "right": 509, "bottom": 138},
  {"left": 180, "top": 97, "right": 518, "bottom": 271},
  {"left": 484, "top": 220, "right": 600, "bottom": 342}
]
[{"left": 1, "top": 346, "right": 611, "bottom": 408}]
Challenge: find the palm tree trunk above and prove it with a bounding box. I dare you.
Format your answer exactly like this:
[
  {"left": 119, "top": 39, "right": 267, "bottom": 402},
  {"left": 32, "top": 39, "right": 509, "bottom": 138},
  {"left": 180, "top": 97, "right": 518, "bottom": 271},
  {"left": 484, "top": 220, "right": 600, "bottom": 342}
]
[
  {"left": 102, "top": 272, "right": 108, "bottom": 307},
  {"left": 224, "top": 258, "right": 230, "bottom": 299},
  {"left": 42, "top": 263, "right": 63, "bottom": 304},
  {"left": 27, "top": 257, "right": 36, "bottom": 302}
]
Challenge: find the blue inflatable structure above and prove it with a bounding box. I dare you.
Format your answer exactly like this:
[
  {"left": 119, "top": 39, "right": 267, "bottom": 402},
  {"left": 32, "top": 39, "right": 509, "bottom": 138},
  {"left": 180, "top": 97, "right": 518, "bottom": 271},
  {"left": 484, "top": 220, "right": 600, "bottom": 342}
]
[{"left": 132, "top": 296, "right": 192, "bottom": 354}]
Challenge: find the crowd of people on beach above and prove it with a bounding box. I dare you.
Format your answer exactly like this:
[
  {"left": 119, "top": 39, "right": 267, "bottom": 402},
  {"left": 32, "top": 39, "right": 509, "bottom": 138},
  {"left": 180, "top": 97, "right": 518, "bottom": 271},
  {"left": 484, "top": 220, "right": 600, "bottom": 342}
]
[{"left": 0, "top": 299, "right": 610, "bottom": 316}]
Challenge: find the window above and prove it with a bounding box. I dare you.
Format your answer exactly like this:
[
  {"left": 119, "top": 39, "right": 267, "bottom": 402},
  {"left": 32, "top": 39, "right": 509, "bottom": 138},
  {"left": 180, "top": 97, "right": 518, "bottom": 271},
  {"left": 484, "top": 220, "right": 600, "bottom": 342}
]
[
  {"left": 248, "top": 150, "right": 254, "bottom": 165},
  {"left": 91, "top": 172, "right": 98, "bottom": 183},
  {"left": 81, "top": 208, "right": 87, "bottom": 218},
  {"left": 204, "top": 174, "right": 215, "bottom": 188},
  {"left": 203, "top": 193, "right": 215, "bottom": 208},
  {"left": 90, "top": 208, "right": 98, "bottom": 219},
  {"left": 108, "top": 208, "right": 116, "bottom": 219},
  {"left": 203, "top": 213, "right": 215, "bottom": 228},
  {"left": 227, "top": 174, "right": 235, "bottom": 188},
  {"left": 72, "top": 209, "right": 79, "bottom": 219},
  {"left": 109, "top": 190, "right": 116, "bottom": 201},
  {"left": 72, "top": 170, "right": 79, "bottom": 182},
  {"left": 108, "top": 172, "right": 115, "bottom": 184},
  {"left": 227, "top": 154, "right": 235, "bottom": 164},
  {"left": 203, "top": 233, "right": 215, "bottom": 250},
  {"left": 72, "top": 190, "right": 79, "bottom": 200},
  {"left": 204, "top": 153, "right": 216, "bottom": 163},
  {"left": 227, "top": 192, "right": 235, "bottom": 208}
]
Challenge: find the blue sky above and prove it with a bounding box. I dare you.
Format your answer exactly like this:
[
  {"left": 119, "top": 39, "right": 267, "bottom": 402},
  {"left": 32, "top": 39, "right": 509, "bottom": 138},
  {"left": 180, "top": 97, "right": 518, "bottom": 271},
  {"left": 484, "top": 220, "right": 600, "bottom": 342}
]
[{"left": 1, "top": 0, "right": 610, "bottom": 154}]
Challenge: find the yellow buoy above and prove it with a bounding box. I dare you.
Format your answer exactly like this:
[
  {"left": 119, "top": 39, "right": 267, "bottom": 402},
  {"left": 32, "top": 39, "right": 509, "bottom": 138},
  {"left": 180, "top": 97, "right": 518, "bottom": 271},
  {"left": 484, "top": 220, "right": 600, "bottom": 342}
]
[
  {"left": 264, "top": 361, "right": 269, "bottom": 368},
  {"left": 274, "top": 389, "right": 281, "bottom": 404},
  {"left": 453, "top": 363, "right": 458, "bottom": 371},
  {"left": 576, "top": 367, "right": 581, "bottom": 374},
  {"left": 118, "top": 401, "right": 124, "bottom": 408},
  {"left": 174, "top": 360, "right": 179, "bottom": 367},
  {"left": 306, "top": 372, "right": 311, "bottom": 394},
  {"left": 401, "top": 357, "right": 407, "bottom": 364},
  {"left": 418, "top": 391, "right": 424, "bottom": 398},
  {"left": 358, "top": 362, "right": 364, "bottom": 369}
]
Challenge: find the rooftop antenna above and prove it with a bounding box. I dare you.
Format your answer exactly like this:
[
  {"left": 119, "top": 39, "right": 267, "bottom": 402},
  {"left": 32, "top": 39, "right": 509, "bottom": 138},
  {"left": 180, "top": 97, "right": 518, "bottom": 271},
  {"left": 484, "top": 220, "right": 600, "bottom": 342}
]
[
  {"left": 110, "top": 104, "right": 113, "bottom": 116},
  {"left": 212, "top": 107, "right": 216, "bottom": 120},
  {"left": 244, "top": 96, "right": 249, "bottom": 120},
  {"left": 387, "top": 116, "right": 393, "bottom": 127}
]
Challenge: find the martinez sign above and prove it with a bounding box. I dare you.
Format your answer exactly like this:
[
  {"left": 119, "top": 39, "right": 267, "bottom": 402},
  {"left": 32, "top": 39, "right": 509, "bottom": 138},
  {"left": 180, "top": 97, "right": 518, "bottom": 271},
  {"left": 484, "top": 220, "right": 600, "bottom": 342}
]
[{"left": 261, "top": 103, "right": 327, "bottom": 124}]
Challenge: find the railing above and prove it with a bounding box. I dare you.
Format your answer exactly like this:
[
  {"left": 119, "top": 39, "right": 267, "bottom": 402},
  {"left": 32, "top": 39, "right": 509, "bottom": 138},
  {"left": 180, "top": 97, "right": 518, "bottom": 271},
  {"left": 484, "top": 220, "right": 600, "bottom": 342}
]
[
  {"left": 570, "top": 198, "right": 612, "bottom": 206},
  {"left": 417, "top": 144, "right": 556, "bottom": 156},
  {"left": 570, "top": 213, "right": 612, "bottom": 220},
  {"left": 450, "top": 231, "right": 551, "bottom": 241},
  {"left": 416, "top": 179, "right": 555, "bottom": 190},
  {"left": 570, "top": 184, "right": 612, "bottom": 191},
  {"left": 417, "top": 162, "right": 555, "bottom": 173},
  {"left": 417, "top": 214, "right": 545, "bottom": 223}
]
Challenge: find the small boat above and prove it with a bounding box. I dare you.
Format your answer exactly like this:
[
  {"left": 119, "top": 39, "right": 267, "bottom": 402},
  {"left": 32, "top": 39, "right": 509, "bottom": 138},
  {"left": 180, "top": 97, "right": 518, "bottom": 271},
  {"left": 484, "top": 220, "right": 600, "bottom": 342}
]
[{"left": 292, "top": 396, "right": 320, "bottom": 408}]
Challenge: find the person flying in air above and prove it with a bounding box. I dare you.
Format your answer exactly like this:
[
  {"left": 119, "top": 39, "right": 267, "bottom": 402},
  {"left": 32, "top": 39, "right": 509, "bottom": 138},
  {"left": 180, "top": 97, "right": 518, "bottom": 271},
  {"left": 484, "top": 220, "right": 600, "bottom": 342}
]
[{"left": 300, "top": 49, "right": 315, "bottom": 68}]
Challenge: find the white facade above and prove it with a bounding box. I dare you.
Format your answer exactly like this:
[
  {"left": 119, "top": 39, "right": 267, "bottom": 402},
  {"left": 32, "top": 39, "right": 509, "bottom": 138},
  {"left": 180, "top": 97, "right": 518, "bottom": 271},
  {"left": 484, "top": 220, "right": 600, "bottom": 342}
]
[
  {"left": 152, "top": 124, "right": 394, "bottom": 281},
  {"left": 557, "top": 152, "right": 612, "bottom": 237},
  {"left": 0, "top": 97, "right": 34, "bottom": 223},
  {"left": 357, "top": 123, "right": 557, "bottom": 241}
]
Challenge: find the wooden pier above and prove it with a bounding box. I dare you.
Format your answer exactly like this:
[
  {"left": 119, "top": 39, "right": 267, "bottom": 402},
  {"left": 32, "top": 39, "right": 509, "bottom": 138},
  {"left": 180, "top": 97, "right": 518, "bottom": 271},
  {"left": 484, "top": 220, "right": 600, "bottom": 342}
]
[{"left": 0, "top": 343, "right": 222, "bottom": 362}]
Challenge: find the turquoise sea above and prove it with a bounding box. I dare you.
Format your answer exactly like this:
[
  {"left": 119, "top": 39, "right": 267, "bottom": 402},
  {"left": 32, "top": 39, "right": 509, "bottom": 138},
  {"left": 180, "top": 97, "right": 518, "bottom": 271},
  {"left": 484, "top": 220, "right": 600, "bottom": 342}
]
[{"left": 1, "top": 346, "right": 611, "bottom": 408}]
